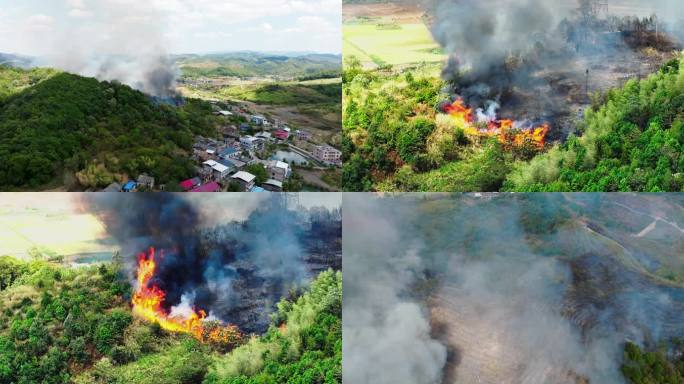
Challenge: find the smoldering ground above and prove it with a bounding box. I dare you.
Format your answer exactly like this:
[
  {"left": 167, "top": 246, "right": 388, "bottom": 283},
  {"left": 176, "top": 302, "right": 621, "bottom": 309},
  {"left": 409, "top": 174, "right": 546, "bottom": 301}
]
[
  {"left": 342, "top": 193, "right": 684, "bottom": 384},
  {"left": 78, "top": 193, "right": 342, "bottom": 333}
]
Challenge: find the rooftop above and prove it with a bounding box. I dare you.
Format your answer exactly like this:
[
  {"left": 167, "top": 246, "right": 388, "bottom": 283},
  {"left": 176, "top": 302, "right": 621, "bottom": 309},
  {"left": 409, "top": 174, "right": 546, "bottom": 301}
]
[
  {"left": 232, "top": 171, "right": 256, "bottom": 183},
  {"left": 190, "top": 182, "right": 221, "bottom": 192},
  {"left": 264, "top": 179, "right": 283, "bottom": 189},
  {"left": 179, "top": 177, "right": 201, "bottom": 190}
]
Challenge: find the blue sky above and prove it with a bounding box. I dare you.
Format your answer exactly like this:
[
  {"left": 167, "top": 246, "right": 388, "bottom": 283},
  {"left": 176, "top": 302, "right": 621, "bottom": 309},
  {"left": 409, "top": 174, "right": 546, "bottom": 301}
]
[{"left": 0, "top": 0, "right": 341, "bottom": 55}]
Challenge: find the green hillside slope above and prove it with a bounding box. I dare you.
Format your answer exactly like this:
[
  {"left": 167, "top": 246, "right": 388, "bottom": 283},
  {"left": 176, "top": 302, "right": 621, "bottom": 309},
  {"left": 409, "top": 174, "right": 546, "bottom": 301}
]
[{"left": 0, "top": 66, "right": 215, "bottom": 190}]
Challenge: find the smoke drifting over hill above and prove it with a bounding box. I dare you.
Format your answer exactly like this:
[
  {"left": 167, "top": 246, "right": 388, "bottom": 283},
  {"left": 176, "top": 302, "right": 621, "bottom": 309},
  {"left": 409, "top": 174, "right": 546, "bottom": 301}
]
[
  {"left": 79, "top": 193, "right": 342, "bottom": 333},
  {"left": 40, "top": 1, "right": 178, "bottom": 97},
  {"left": 343, "top": 194, "right": 684, "bottom": 384}
]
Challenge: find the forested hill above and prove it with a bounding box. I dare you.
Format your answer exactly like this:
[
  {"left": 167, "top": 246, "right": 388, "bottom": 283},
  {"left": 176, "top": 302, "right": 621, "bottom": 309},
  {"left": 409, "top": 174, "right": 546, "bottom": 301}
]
[
  {"left": 505, "top": 56, "right": 684, "bottom": 192},
  {"left": 0, "top": 66, "right": 215, "bottom": 190}
]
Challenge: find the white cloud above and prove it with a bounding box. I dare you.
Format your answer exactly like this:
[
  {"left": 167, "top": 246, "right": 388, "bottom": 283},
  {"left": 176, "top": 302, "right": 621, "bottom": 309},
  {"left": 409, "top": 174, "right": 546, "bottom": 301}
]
[
  {"left": 68, "top": 9, "right": 92, "bottom": 18},
  {"left": 26, "top": 14, "right": 55, "bottom": 32},
  {"left": 0, "top": 0, "right": 341, "bottom": 54},
  {"left": 66, "top": 0, "right": 86, "bottom": 8},
  {"left": 261, "top": 23, "right": 274, "bottom": 32}
]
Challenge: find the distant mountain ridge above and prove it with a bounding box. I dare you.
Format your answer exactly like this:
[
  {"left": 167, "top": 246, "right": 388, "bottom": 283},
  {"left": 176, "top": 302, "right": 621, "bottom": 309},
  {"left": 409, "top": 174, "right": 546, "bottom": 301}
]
[{"left": 175, "top": 51, "right": 342, "bottom": 79}]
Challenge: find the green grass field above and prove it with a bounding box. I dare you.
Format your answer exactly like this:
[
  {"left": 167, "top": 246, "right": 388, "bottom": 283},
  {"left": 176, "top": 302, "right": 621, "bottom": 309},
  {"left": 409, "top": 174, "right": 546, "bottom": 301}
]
[{"left": 343, "top": 22, "right": 445, "bottom": 68}]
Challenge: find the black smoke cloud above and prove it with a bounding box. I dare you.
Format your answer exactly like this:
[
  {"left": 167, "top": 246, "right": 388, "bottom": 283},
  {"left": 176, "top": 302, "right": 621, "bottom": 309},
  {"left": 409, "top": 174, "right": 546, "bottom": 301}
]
[{"left": 80, "top": 193, "right": 341, "bottom": 333}]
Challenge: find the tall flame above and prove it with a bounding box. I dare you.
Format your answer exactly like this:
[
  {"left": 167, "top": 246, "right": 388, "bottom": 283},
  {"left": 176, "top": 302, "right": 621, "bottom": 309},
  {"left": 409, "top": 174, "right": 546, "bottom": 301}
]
[
  {"left": 132, "top": 247, "right": 242, "bottom": 346},
  {"left": 442, "top": 98, "right": 549, "bottom": 148}
]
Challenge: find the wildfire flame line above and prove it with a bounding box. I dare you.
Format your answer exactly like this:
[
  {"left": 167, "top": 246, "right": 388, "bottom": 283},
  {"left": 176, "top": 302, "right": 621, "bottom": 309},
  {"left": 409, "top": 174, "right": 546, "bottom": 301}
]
[
  {"left": 132, "top": 247, "right": 242, "bottom": 345},
  {"left": 442, "top": 98, "right": 549, "bottom": 148}
]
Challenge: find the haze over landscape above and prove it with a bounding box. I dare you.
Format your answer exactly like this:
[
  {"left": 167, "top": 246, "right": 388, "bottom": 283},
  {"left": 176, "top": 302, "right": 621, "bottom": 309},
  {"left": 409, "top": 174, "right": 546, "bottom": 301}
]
[{"left": 0, "top": 0, "right": 342, "bottom": 56}]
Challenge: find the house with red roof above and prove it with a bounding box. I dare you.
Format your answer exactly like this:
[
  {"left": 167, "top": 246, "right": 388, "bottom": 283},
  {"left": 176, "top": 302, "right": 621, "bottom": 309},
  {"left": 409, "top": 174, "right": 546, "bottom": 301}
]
[
  {"left": 179, "top": 177, "right": 202, "bottom": 191},
  {"left": 189, "top": 182, "right": 221, "bottom": 192}
]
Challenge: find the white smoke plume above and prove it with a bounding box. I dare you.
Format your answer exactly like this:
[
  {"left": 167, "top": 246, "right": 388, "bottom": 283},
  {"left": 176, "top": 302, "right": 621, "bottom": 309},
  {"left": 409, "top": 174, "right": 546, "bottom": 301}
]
[
  {"left": 343, "top": 194, "right": 684, "bottom": 384},
  {"left": 342, "top": 194, "right": 448, "bottom": 384},
  {"left": 36, "top": 0, "right": 178, "bottom": 97}
]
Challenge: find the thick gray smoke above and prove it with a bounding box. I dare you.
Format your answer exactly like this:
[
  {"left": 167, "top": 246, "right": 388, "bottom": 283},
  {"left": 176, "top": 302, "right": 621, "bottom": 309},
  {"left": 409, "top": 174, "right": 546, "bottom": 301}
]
[
  {"left": 38, "top": 1, "right": 178, "bottom": 97},
  {"left": 430, "top": 0, "right": 567, "bottom": 105},
  {"left": 343, "top": 194, "right": 447, "bottom": 384},
  {"left": 429, "top": 0, "right": 684, "bottom": 113},
  {"left": 77, "top": 193, "right": 342, "bottom": 333},
  {"left": 343, "top": 194, "right": 684, "bottom": 384}
]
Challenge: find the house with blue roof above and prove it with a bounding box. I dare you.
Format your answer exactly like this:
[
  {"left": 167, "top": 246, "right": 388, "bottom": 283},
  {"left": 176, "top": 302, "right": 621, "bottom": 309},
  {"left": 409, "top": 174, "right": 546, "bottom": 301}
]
[
  {"left": 218, "top": 147, "right": 240, "bottom": 160},
  {"left": 122, "top": 181, "right": 137, "bottom": 192},
  {"left": 217, "top": 159, "right": 238, "bottom": 174}
]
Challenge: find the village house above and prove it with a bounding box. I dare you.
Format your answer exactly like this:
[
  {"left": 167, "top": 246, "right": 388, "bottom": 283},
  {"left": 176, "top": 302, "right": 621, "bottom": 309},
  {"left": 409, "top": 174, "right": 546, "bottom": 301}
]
[
  {"left": 122, "top": 181, "right": 137, "bottom": 192},
  {"left": 267, "top": 160, "right": 291, "bottom": 182},
  {"left": 240, "top": 136, "right": 264, "bottom": 151},
  {"left": 218, "top": 147, "right": 240, "bottom": 160},
  {"left": 222, "top": 125, "right": 240, "bottom": 140},
  {"left": 313, "top": 145, "right": 342, "bottom": 166},
  {"left": 179, "top": 177, "right": 202, "bottom": 192},
  {"left": 251, "top": 115, "right": 267, "bottom": 126},
  {"left": 262, "top": 179, "right": 283, "bottom": 192},
  {"left": 203, "top": 160, "right": 231, "bottom": 181},
  {"left": 228, "top": 157, "right": 248, "bottom": 170},
  {"left": 190, "top": 182, "right": 221, "bottom": 192},
  {"left": 137, "top": 174, "right": 155, "bottom": 190},
  {"left": 231, "top": 171, "right": 256, "bottom": 192},
  {"left": 295, "top": 130, "right": 312, "bottom": 141},
  {"left": 217, "top": 159, "right": 238, "bottom": 173},
  {"left": 255, "top": 131, "right": 272, "bottom": 142},
  {"left": 273, "top": 129, "right": 290, "bottom": 141}
]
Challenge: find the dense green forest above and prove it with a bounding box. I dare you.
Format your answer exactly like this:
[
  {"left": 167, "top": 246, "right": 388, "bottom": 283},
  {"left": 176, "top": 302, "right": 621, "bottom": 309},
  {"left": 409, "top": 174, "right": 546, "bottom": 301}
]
[
  {"left": 622, "top": 342, "right": 684, "bottom": 384},
  {"left": 505, "top": 57, "right": 684, "bottom": 192},
  {"left": 342, "top": 54, "right": 684, "bottom": 192},
  {"left": 0, "top": 65, "right": 216, "bottom": 190},
  {"left": 177, "top": 52, "right": 341, "bottom": 80},
  {"left": 0, "top": 254, "right": 341, "bottom": 384}
]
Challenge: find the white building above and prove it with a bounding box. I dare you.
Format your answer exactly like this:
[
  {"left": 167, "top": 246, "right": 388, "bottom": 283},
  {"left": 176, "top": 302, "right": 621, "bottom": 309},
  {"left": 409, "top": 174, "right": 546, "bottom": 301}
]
[
  {"left": 313, "top": 145, "right": 342, "bottom": 166},
  {"left": 251, "top": 115, "right": 267, "bottom": 125},
  {"left": 203, "top": 160, "right": 231, "bottom": 180},
  {"left": 268, "top": 160, "right": 291, "bottom": 182},
  {"left": 240, "top": 136, "right": 263, "bottom": 151},
  {"left": 231, "top": 171, "right": 256, "bottom": 191}
]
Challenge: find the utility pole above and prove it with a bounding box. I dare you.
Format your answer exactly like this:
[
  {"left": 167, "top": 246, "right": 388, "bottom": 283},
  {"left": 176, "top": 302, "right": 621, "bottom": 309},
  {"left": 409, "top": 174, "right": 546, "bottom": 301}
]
[{"left": 586, "top": 68, "right": 590, "bottom": 102}]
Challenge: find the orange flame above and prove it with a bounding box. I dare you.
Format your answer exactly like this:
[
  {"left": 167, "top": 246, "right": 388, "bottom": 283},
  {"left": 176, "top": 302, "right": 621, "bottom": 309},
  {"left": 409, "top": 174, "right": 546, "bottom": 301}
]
[
  {"left": 442, "top": 98, "right": 549, "bottom": 148},
  {"left": 132, "top": 247, "right": 242, "bottom": 346}
]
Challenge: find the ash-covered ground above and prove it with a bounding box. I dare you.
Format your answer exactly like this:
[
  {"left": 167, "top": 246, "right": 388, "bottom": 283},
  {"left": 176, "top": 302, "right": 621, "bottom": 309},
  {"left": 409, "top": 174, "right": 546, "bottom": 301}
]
[{"left": 343, "top": 193, "right": 684, "bottom": 384}]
